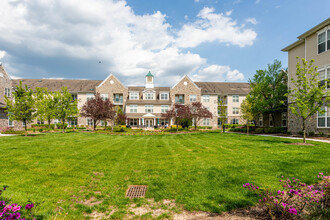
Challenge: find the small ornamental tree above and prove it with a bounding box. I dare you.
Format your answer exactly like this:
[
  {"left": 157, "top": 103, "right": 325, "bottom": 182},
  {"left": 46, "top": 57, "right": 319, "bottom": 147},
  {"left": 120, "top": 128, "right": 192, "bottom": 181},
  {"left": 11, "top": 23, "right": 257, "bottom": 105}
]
[
  {"left": 240, "top": 98, "right": 254, "bottom": 135},
  {"left": 218, "top": 97, "right": 228, "bottom": 133},
  {"left": 161, "top": 104, "right": 192, "bottom": 131},
  {"left": 288, "top": 57, "right": 330, "bottom": 143},
  {"left": 5, "top": 81, "right": 35, "bottom": 133},
  {"left": 35, "top": 88, "right": 56, "bottom": 128},
  {"left": 53, "top": 87, "right": 79, "bottom": 133},
  {"left": 190, "top": 102, "right": 213, "bottom": 130},
  {"left": 114, "top": 107, "right": 127, "bottom": 126},
  {"left": 176, "top": 104, "right": 192, "bottom": 129},
  {"left": 80, "top": 93, "right": 116, "bottom": 131}
]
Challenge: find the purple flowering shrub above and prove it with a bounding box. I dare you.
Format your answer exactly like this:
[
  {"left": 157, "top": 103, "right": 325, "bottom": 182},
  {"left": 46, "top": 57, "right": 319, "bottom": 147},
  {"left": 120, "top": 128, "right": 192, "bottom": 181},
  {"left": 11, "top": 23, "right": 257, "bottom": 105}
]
[
  {"left": 243, "top": 173, "right": 330, "bottom": 219},
  {"left": 0, "top": 186, "right": 35, "bottom": 220}
]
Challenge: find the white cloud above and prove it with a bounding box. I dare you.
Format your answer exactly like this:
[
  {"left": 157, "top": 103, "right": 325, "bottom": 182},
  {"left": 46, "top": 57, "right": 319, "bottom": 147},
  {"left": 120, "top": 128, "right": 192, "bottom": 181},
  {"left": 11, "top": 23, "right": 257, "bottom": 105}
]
[
  {"left": 255, "top": 0, "right": 261, "bottom": 4},
  {"left": 0, "top": 0, "right": 254, "bottom": 84},
  {"left": 194, "top": 0, "right": 200, "bottom": 2},
  {"left": 191, "top": 64, "right": 244, "bottom": 81},
  {"left": 245, "top": 17, "right": 258, "bottom": 25},
  {"left": 227, "top": 69, "right": 244, "bottom": 81},
  {"left": 0, "top": 50, "right": 5, "bottom": 59},
  {"left": 175, "top": 7, "right": 257, "bottom": 48}
]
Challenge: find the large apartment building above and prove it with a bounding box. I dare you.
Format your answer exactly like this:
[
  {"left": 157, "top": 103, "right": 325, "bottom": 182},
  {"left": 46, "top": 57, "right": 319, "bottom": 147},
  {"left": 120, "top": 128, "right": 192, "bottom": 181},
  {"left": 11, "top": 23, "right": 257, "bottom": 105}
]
[
  {"left": 282, "top": 18, "right": 330, "bottom": 134},
  {"left": 0, "top": 66, "right": 250, "bottom": 129}
]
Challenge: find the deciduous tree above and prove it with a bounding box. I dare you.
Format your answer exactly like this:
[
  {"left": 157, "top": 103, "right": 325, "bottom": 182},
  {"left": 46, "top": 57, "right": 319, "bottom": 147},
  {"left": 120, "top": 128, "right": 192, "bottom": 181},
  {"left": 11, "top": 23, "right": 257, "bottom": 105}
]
[
  {"left": 35, "top": 88, "right": 56, "bottom": 128},
  {"left": 217, "top": 97, "right": 228, "bottom": 133},
  {"left": 53, "top": 87, "right": 79, "bottom": 133},
  {"left": 114, "top": 106, "right": 127, "bottom": 126},
  {"left": 190, "top": 102, "right": 213, "bottom": 130},
  {"left": 5, "top": 81, "right": 35, "bottom": 133},
  {"left": 240, "top": 98, "right": 254, "bottom": 135},
  {"left": 80, "top": 93, "right": 116, "bottom": 131},
  {"left": 247, "top": 60, "right": 288, "bottom": 125},
  {"left": 288, "top": 57, "right": 330, "bottom": 143}
]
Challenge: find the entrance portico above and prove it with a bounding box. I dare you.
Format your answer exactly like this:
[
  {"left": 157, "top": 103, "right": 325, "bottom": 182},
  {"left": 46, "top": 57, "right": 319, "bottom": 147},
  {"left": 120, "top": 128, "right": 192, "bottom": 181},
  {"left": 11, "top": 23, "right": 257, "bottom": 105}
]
[{"left": 142, "top": 113, "right": 156, "bottom": 128}]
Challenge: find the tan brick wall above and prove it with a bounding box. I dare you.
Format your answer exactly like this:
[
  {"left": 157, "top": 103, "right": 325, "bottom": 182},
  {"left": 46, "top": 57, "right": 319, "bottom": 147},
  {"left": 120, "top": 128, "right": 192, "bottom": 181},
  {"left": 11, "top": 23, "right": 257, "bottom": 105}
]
[
  {"left": 170, "top": 75, "right": 201, "bottom": 105},
  {"left": 0, "top": 65, "right": 12, "bottom": 105},
  {"left": 96, "top": 74, "right": 128, "bottom": 108}
]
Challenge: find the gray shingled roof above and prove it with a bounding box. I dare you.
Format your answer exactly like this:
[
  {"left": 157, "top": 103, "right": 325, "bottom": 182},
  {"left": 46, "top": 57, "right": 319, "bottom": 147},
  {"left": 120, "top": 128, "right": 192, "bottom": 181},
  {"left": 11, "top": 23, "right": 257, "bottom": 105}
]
[
  {"left": 194, "top": 82, "right": 250, "bottom": 95},
  {"left": 13, "top": 79, "right": 102, "bottom": 93}
]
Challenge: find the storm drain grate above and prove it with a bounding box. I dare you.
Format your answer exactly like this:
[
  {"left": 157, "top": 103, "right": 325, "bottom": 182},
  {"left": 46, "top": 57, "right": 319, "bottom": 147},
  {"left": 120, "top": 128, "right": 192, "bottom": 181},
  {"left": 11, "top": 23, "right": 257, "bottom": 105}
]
[{"left": 126, "top": 185, "right": 147, "bottom": 199}]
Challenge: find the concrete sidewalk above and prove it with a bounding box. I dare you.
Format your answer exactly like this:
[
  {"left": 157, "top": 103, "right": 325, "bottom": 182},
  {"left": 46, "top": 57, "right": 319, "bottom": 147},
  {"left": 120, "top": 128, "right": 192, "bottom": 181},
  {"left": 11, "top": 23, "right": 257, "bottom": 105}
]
[
  {"left": 0, "top": 133, "right": 17, "bottom": 137},
  {"left": 254, "top": 134, "right": 330, "bottom": 144}
]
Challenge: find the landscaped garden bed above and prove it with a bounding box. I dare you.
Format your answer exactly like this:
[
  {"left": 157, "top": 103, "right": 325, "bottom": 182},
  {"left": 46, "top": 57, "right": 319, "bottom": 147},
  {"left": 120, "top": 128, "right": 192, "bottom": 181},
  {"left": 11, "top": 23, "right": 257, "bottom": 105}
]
[{"left": 0, "top": 132, "right": 328, "bottom": 219}]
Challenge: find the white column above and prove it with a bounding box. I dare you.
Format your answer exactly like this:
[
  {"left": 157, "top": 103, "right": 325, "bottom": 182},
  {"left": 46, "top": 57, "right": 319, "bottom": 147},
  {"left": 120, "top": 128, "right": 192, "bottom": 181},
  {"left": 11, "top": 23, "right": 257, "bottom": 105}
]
[{"left": 154, "top": 118, "right": 156, "bottom": 126}]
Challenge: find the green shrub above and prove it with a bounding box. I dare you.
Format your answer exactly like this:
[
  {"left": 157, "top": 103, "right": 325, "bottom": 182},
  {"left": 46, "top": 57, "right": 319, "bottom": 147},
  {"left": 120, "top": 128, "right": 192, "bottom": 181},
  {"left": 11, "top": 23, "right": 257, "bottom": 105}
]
[
  {"left": 31, "top": 124, "right": 48, "bottom": 128},
  {"left": 1, "top": 130, "right": 26, "bottom": 135},
  {"left": 197, "top": 126, "right": 213, "bottom": 129},
  {"left": 50, "top": 124, "right": 55, "bottom": 129},
  {"left": 308, "top": 131, "right": 315, "bottom": 136},
  {"left": 38, "top": 128, "right": 43, "bottom": 133},
  {"left": 171, "top": 125, "right": 182, "bottom": 129},
  {"left": 56, "top": 122, "right": 68, "bottom": 129},
  {"left": 298, "top": 131, "right": 304, "bottom": 136},
  {"left": 318, "top": 132, "right": 324, "bottom": 137},
  {"left": 255, "top": 128, "right": 264, "bottom": 133},
  {"left": 328, "top": 133, "right": 330, "bottom": 138},
  {"left": 180, "top": 118, "right": 192, "bottom": 128},
  {"left": 113, "top": 126, "right": 126, "bottom": 132}
]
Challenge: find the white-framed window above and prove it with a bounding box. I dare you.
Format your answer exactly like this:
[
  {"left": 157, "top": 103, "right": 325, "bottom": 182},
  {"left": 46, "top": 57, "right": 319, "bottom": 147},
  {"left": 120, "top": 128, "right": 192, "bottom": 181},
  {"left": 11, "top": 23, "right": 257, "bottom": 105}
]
[
  {"left": 231, "top": 118, "right": 239, "bottom": 124},
  {"left": 282, "top": 112, "right": 287, "bottom": 127},
  {"left": 22, "top": 121, "right": 26, "bottom": 126},
  {"left": 189, "top": 95, "right": 197, "bottom": 102},
  {"left": 202, "top": 95, "right": 210, "bottom": 102},
  {"left": 100, "top": 120, "right": 106, "bottom": 126},
  {"left": 317, "top": 106, "right": 330, "bottom": 128},
  {"left": 8, "top": 113, "right": 13, "bottom": 127},
  {"left": 145, "top": 93, "right": 154, "bottom": 100},
  {"left": 130, "top": 92, "right": 139, "bottom": 100},
  {"left": 232, "top": 107, "right": 239, "bottom": 114},
  {"left": 129, "top": 118, "right": 138, "bottom": 126},
  {"left": 69, "top": 118, "right": 77, "bottom": 127},
  {"left": 161, "top": 105, "right": 169, "bottom": 113},
  {"left": 130, "top": 105, "right": 137, "bottom": 113},
  {"left": 318, "top": 67, "right": 330, "bottom": 89},
  {"left": 259, "top": 115, "right": 263, "bottom": 127},
  {"left": 269, "top": 114, "right": 273, "bottom": 127},
  {"left": 175, "top": 95, "right": 184, "bottom": 104},
  {"left": 318, "top": 27, "right": 330, "bottom": 54},
  {"left": 87, "top": 118, "right": 94, "bottom": 126},
  {"left": 4, "top": 88, "right": 10, "bottom": 97},
  {"left": 71, "top": 94, "right": 77, "bottom": 101},
  {"left": 53, "top": 119, "right": 59, "bottom": 124},
  {"left": 232, "top": 95, "right": 239, "bottom": 103},
  {"left": 37, "top": 120, "right": 44, "bottom": 125},
  {"left": 160, "top": 93, "right": 169, "bottom": 100},
  {"left": 101, "top": 93, "right": 108, "bottom": 100},
  {"left": 203, "top": 118, "right": 210, "bottom": 126},
  {"left": 86, "top": 93, "right": 94, "bottom": 101},
  {"left": 145, "top": 105, "right": 153, "bottom": 113},
  {"left": 114, "top": 94, "right": 123, "bottom": 103}
]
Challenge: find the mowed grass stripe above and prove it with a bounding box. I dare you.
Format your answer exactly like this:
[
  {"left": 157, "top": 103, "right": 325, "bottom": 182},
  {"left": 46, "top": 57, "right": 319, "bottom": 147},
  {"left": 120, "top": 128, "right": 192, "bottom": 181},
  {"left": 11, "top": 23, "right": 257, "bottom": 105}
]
[{"left": 0, "top": 132, "right": 329, "bottom": 218}]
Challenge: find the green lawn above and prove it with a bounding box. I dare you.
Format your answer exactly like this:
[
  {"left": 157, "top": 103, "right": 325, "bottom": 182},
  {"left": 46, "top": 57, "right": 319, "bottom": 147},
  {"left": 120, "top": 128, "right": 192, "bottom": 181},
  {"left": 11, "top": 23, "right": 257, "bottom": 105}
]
[{"left": 0, "top": 132, "right": 329, "bottom": 219}]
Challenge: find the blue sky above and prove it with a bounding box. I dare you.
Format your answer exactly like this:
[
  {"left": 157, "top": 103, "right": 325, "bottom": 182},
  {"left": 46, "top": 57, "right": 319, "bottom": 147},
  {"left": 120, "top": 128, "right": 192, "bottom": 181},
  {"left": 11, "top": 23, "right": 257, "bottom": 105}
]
[{"left": 0, "top": 0, "right": 329, "bottom": 86}]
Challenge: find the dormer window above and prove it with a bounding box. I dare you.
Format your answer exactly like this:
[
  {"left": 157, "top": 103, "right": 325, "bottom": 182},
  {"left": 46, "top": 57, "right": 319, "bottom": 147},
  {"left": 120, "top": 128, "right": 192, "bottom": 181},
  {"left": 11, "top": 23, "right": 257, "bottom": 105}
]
[
  {"left": 318, "top": 27, "right": 330, "bottom": 54},
  {"left": 130, "top": 92, "right": 139, "bottom": 100},
  {"left": 145, "top": 93, "right": 154, "bottom": 100},
  {"left": 160, "top": 92, "right": 169, "bottom": 100}
]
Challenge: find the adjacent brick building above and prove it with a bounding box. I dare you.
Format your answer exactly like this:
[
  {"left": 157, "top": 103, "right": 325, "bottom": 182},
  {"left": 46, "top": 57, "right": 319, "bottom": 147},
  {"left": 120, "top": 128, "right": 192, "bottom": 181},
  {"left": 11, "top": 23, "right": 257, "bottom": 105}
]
[
  {"left": 0, "top": 66, "right": 251, "bottom": 129},
  {"left": 282, "top": 18, "right": 330, "bottom": 134}
]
